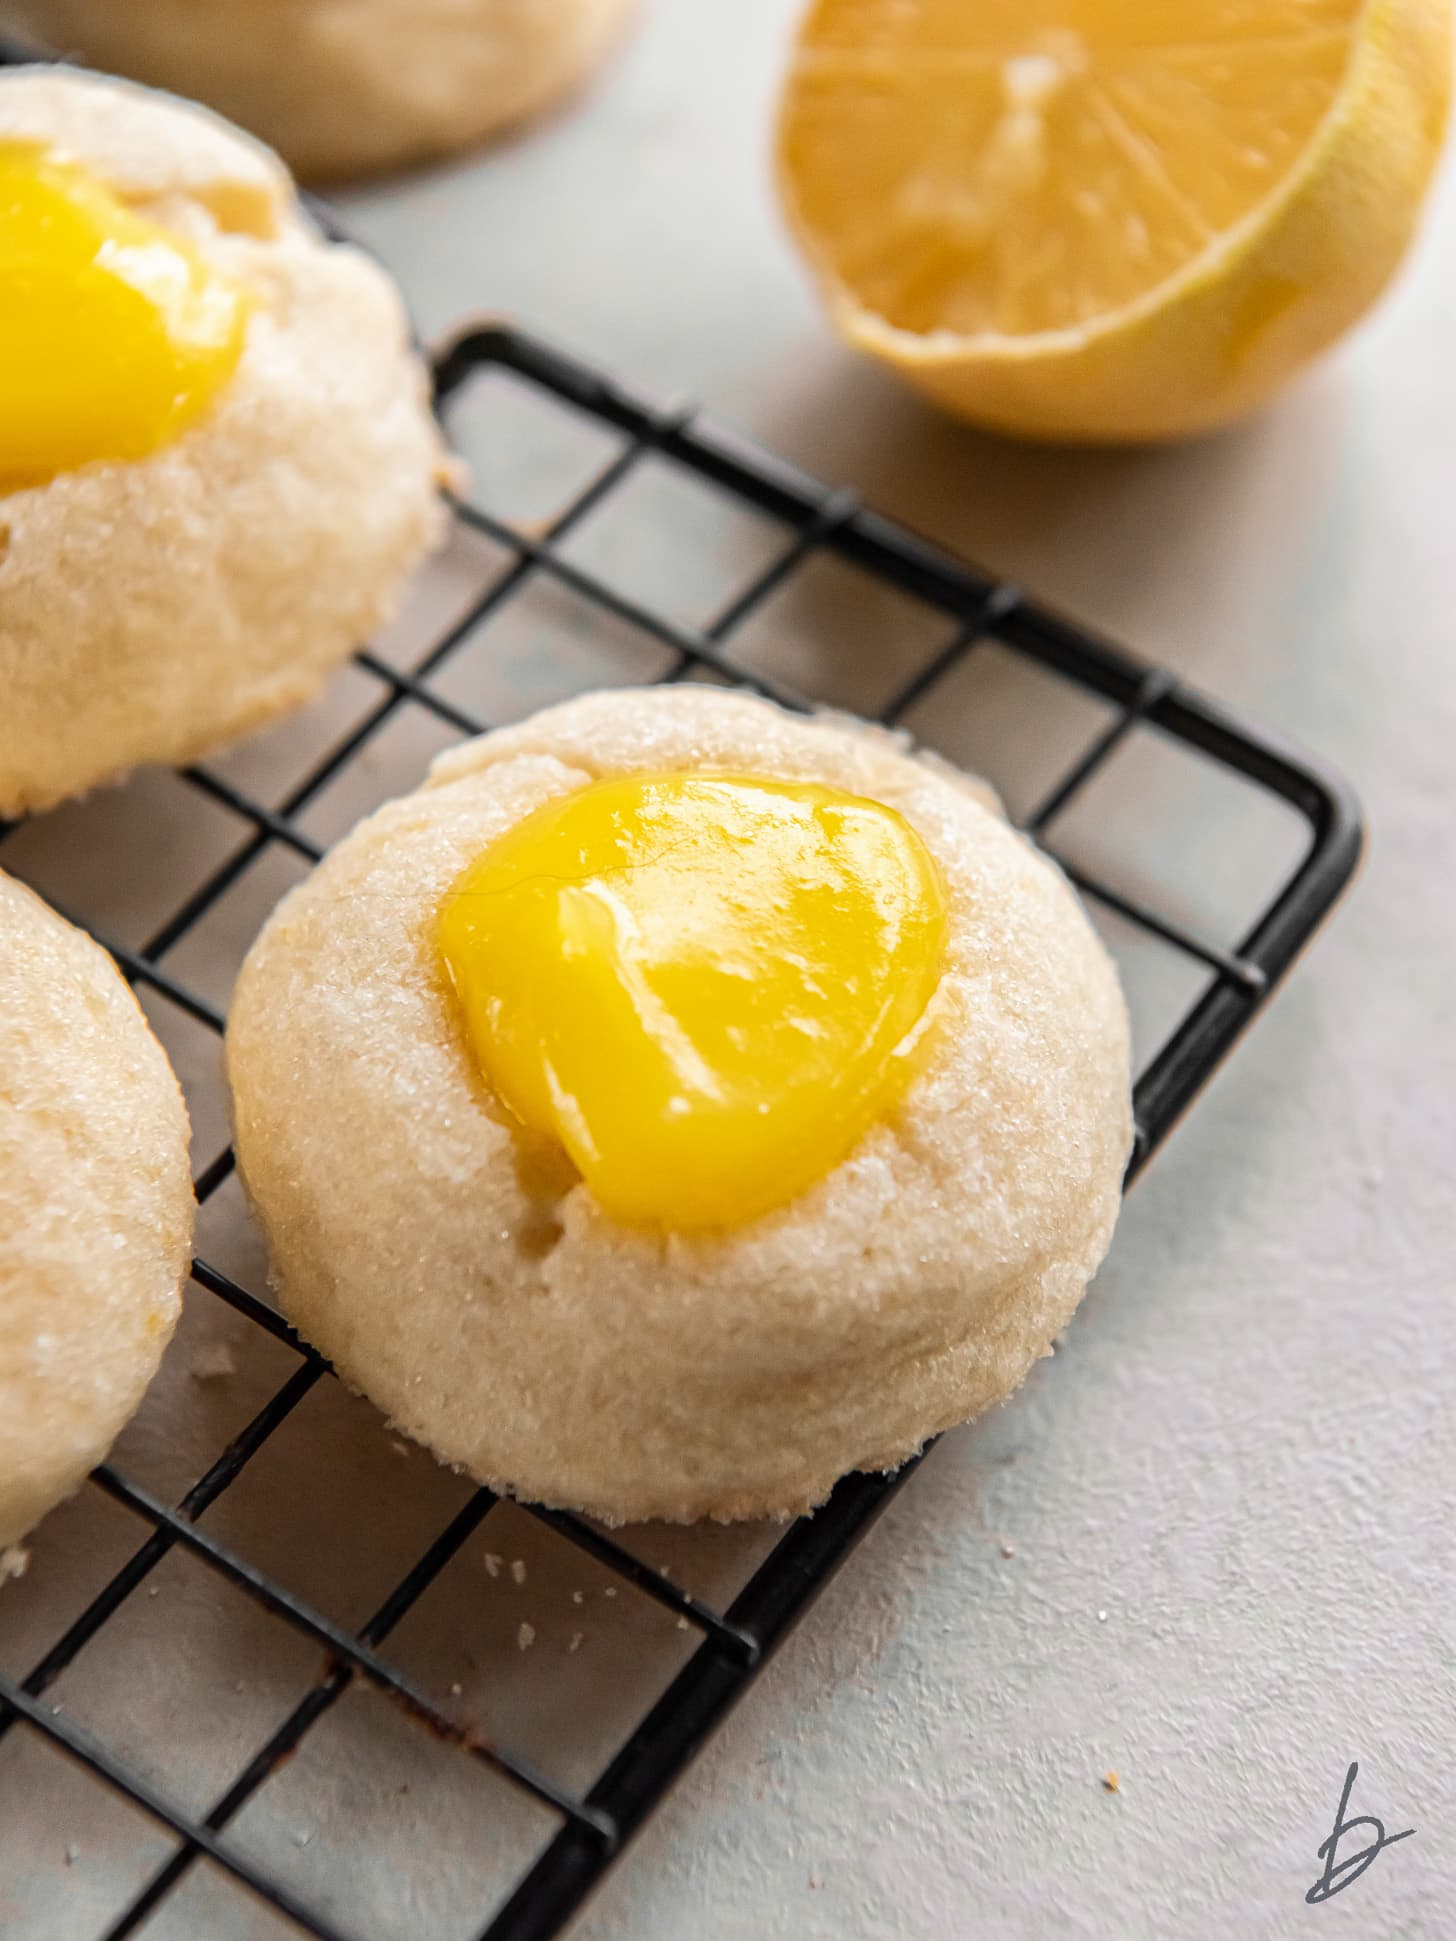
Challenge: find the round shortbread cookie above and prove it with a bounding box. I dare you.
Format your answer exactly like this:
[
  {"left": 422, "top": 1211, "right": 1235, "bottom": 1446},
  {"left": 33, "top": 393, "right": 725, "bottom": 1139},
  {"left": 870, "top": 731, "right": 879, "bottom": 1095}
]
[
  {"left": 0, "top": 872, "right": 194, "bottom": 1552},
  {"left": 0, "top": 66, "right": 449, "bottom": 819},
  {"left": 227, "top": 687, "right": 1133, "bottom": 1524},
  {"left": 0, "top": 0, "right": 637, "bottom": 182}
]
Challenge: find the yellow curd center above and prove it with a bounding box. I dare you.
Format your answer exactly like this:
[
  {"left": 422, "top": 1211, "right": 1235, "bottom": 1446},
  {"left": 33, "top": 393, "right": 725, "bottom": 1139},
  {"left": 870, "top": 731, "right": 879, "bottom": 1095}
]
[
  {"left": 438, "top": 771, "right": 949, "bottom": 1232},
  {"left": 0, "top": 141, "right": 251, "bottom": 490}
]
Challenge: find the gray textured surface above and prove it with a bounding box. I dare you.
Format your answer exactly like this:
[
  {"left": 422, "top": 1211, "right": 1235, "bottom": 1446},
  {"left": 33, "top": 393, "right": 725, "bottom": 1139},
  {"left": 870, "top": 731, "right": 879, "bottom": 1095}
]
[{"left": 1, "top": 4, "right": 1452, "bottom": 1939}]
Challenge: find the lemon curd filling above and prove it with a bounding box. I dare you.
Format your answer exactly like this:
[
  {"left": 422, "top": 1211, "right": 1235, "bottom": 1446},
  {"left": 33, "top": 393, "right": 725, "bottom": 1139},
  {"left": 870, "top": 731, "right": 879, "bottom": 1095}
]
[
  {"left": 438, "top": 771, "right": 950, "bottom": 1233},
  {"left": 0, "top": 141, "right": 251, "bottom": 490}
]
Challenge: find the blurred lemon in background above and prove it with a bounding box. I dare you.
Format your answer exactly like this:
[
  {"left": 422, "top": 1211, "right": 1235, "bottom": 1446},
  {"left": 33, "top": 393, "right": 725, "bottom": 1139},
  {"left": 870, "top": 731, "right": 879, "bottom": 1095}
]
[{"left": 777, "top": 0, "right": 1452, "bottom": 441}]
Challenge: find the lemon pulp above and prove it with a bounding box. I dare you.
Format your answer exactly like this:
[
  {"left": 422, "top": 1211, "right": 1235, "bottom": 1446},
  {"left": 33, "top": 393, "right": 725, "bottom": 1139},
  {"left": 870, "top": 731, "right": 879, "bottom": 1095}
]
[
  {"left": 779, "top": 0, "right": 1364, "bottom": 339},
  {"left": 0, "top": 141, "right": 251, "bottom": 490},
  {"left": 438, "top": 772, "right": 949, "bottom": 1232}
]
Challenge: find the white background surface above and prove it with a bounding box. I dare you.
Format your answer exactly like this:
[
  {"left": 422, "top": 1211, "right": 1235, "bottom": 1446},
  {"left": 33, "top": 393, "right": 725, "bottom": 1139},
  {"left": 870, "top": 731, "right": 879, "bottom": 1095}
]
[
  {"left": 345, "top": 4, "right": 1456, "bottom": 1935},
  {"left": 2, "top": 4, "right": 1453, "bottom": 1939}
]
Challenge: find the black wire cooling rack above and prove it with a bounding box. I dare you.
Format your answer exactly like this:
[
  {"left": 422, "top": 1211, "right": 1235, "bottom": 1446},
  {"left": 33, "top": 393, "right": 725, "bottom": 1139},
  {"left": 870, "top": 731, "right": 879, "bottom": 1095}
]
[{"left": 0, "top": 315, "right": 1362, "bottom": 1941}]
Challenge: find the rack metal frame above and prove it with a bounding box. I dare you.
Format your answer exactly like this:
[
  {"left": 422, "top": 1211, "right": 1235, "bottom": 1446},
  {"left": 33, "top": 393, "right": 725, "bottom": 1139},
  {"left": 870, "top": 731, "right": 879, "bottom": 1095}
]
[{"left": 0, "top": 320, "right": 1362, "bottom": 1941}]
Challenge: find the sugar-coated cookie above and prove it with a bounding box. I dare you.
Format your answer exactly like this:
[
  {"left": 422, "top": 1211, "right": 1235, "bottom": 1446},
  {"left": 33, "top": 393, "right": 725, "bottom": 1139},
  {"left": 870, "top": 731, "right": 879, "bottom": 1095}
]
[
  {"left": 0, "top": 0, "right": 637, "bottom": 182},
  {"left": 0, "top": 873, "right": 193, "bottom": 1551},
  {"left": 227, "top": 688, "right": 1132, "bottom": 1524},
  {"left": 0, "top": 67, "right": 448, "bottom": 818}
]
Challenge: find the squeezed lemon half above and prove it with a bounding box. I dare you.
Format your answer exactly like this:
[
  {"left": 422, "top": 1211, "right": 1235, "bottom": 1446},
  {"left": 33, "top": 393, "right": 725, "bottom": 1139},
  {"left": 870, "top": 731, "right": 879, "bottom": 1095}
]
[
  {"left": 438, "top": 772, "right": 949, "bottom": 1233},
  {"left": 0, "top": 141, "right": 251, "bottom": 489},
  {"left": 777, "top": 0, "right": 1452, "bottom": 440}
]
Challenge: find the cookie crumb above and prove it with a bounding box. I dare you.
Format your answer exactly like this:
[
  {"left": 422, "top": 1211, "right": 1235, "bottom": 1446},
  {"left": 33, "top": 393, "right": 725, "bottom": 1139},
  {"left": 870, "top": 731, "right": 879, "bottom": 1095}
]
[
  {"left": 484, "top": 1553, "right": 502, "bottom": 1578},
  {"left": 0, "top": 1545, "right": 30, "bottom": 1583},
  {"left": 603, "top": 1586, "right": 617, "bottom": 1599},
  {"left": 571, "top": 1590, "right": 585, "bottom": 1605},
  {"left": 510, "top": 1558, "right": 527, "bottom": 1586},
  {"left": 517, "top": 1622, "right": 536, "bottom": 1651},
  {"left": 999, "top": 1541, "right": 1016, "bottom": 1559},
  {"left": 189, "top": 1343, "right": 236, "bottom": 1383},
  {"left": 389, "top": 1439, "right": 411, "bottom": 1459},
  {"left": 676, "top": 1615, "right": 691, "bottom": 1630},
  {"left": 1102, "top": 1770, "right": 1120, "bottom": 1793},
  {"left": 568, "top": 1631, "right": 584, "bottom": 1653},
  {"left": 449, "top": 1682, "right": 462, "bottom": 1697}
]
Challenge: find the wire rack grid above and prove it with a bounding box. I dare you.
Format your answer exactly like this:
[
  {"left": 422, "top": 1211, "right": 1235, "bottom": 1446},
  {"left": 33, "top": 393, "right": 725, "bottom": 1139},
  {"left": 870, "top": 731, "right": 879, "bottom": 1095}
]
[{"left": 0, "top": 319, "right": 1361, "bottom": 1941}]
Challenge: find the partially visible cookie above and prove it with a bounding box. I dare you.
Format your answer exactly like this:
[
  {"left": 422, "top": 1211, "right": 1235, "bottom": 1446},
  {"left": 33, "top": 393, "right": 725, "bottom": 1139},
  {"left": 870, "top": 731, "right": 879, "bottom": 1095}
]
[
  {"left": 0, "top": 0, "right": 638, "bottom": 182},
  {"left": 0, "top": 65, "right": 449, "bottom": 817},
  {"left": 0, "top": 873, "right": 194, "bottom": 1551}
]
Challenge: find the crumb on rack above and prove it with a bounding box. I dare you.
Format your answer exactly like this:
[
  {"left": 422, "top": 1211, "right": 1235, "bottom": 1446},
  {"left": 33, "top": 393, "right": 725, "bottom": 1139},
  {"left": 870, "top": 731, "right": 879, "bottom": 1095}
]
[
  {"left": 517, "top": 1622, "right": 536, "bottom": 1651},
  {"left": 484, "top": 1553, "right": 502, "bottom": 1578},
  {"left": 571, "top": 1590, "right": 584, "bottom": 1604},
  {"left": 0, "top": 1545, "right": 31, "bottom": 1584},
  {"left": 568, "top": 1631, "right": 584, "bottom": 1653},
  {"left": 189, "top": 1343, "right": 237, "bottom": 1383},
  {"left": 449, "top": 1681, "right": 462, "bottom": 1697},
  {"left": 510, "top": 1558, "right": 527, "bottom": 1586},
  {"left": 603, "top": 1586, "right": 617, "bottom": 1599},
  {"left": 676, "top": 1615, "right": 691, "bottom": 1631},
  {"left": 389, "top": 1439, "right": 411, "bottom": 1459},
  {"left": 1102, "top": 1770, "right": 1120, "bottom": 1793}
]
